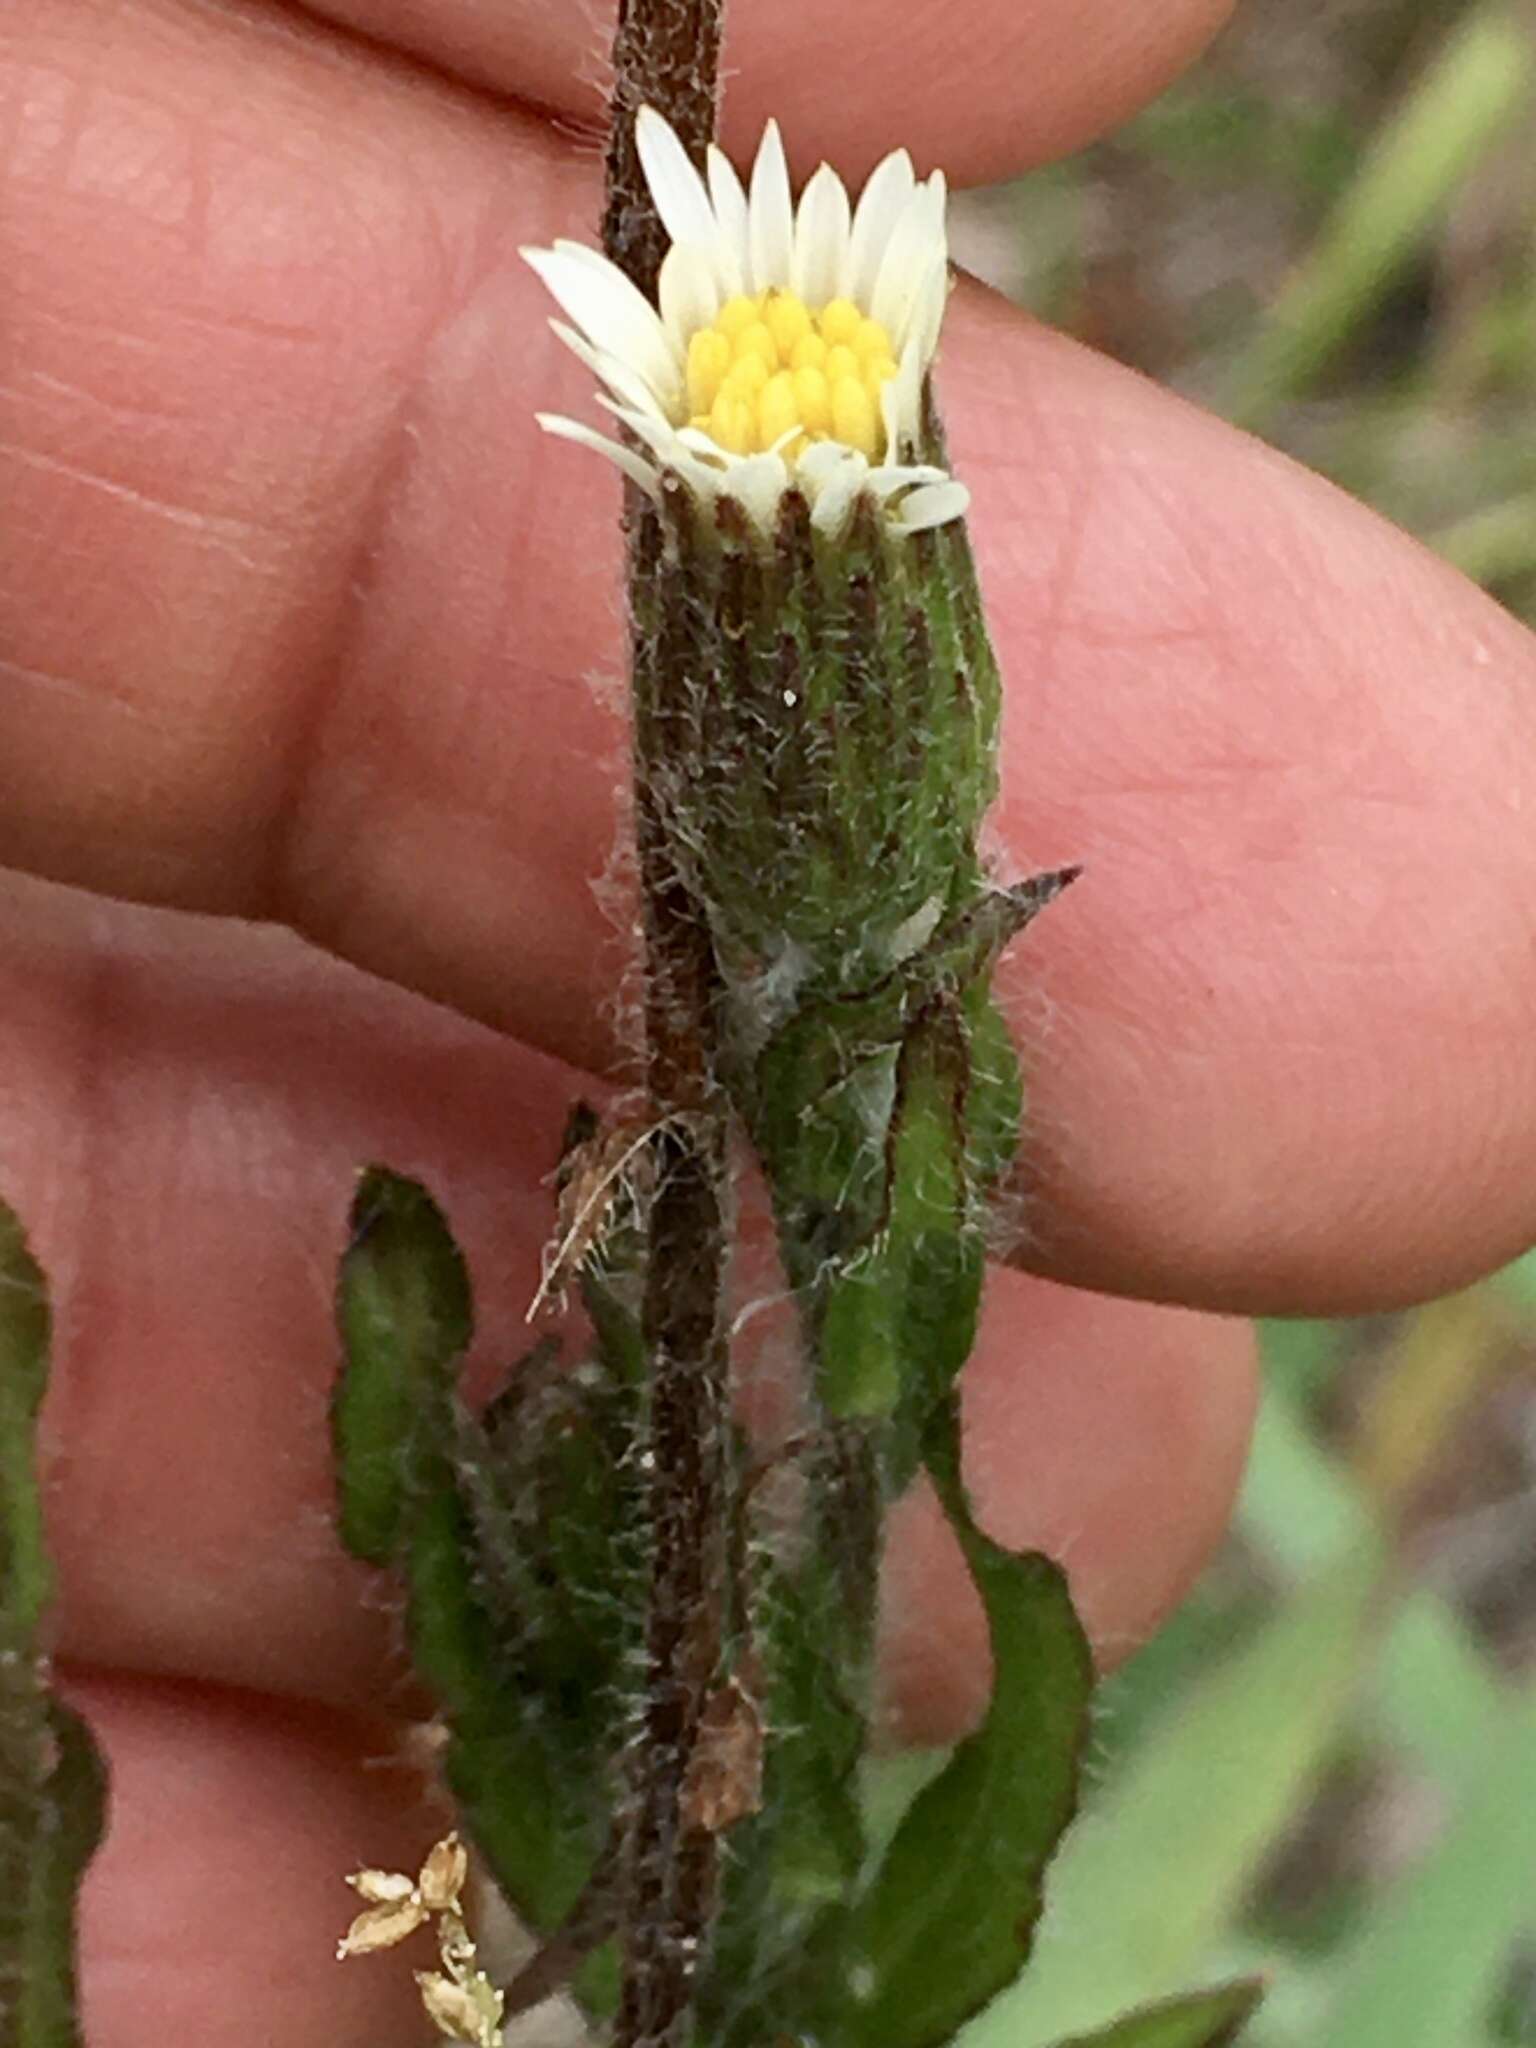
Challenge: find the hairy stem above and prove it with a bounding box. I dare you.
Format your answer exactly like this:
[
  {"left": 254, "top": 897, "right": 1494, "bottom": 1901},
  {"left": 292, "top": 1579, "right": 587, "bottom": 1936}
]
[
  {"left": 603, "top": 0, "right": 725, "bottom": 295},
  {"left": 601, "top": 14, "right": 730, "bottom": 2046}
]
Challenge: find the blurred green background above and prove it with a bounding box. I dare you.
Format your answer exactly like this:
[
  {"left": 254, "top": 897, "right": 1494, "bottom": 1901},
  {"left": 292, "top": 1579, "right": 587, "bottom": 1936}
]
[{"left": 946, "top": 4, "right": 1536, "bottom": 2042}]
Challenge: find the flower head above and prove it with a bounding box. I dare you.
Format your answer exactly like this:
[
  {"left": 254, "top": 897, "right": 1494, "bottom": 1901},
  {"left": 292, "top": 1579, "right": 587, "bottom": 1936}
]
[{"left": 523, "top": 110, "right": 969, "bottom": 537}]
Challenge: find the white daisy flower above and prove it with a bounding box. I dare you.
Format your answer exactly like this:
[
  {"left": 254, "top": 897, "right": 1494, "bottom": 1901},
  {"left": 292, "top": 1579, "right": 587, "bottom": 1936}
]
[{"left": 523, "top": 109, "right": 970, "bottom": 539}]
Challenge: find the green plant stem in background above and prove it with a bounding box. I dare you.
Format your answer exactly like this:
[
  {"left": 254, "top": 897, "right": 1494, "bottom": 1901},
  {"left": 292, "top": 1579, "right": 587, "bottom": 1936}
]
[{"left": 1432, "top": 489, "right": 1536, "bottom": 586}]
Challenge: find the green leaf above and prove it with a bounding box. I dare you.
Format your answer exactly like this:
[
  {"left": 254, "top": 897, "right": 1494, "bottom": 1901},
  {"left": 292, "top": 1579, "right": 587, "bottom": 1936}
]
[
  {"left": 332, "top": 1168, "right": 620, "bottom": 1948},
  {"left": 824, "top": 1404, "right": 1094, "bottom": 2048},
  {"left": 0, "top": 1200, "right": 52, "bottom": 1637},
  {"left": 961, "top": 984, "right": 1024, "bottom": 1193},
  {"left": 7, "top": 1705, "right": 108, "bottom": 2048},
  {"left": 1310, "top": 1688, "right": 1536, "bottom": 2048},
  {"left": 698, "top": 1548, "right": 870, "bottom": 2048},
  {"left": 1048, "top": 1980, "right": 1263, "bottom": 2047},
  {"left": 972, "top": 1542, "right": 1382, "bottom": 2046},
  {"left": 458, "top": 1338, "right": 641, "bottom": 1778},
  {"left": 1, "top": 1195, "right": 107, "bottom": 2047},
  {"left": 332, "top": 1166, "right": 472, "bottom": 1563}
]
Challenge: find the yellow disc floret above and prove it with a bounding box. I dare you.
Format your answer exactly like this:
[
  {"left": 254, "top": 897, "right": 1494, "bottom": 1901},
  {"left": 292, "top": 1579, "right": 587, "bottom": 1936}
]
[{"left": 684, "top": 289, "right": 898, "bottom": 461}]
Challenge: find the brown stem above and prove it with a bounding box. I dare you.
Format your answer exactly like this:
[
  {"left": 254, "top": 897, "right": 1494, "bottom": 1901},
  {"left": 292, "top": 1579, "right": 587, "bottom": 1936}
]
[
  {"left": 499, "top": 1827, "right": 623, "bottom": 2022},
  {"left": 600, "top": 15, "right": 730, "bottom": 2048},
  {"left": 603, "top": 0, "right": 725, "bottom": 296}
]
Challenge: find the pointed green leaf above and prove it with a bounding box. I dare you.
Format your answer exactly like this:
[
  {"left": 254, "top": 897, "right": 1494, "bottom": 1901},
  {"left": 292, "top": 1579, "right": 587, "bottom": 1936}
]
[
  {"left": 1048, "top": 1980, "right": 1263, "bottom": 2048},
  {"left": 824, "top": 1404, "right": 1094, "bottom": 2048},
  {"left": 973, "top": 1544, "right": 1382, "bottom": 2047},
  {"left": 332, "top": 1170, "right": 617, "bottom": 1950},
  {"left": 332, "top": 1166, "right": 472, "bottom": 1562},
  {"left": 1, "top": 1195, "right": 107, "bottom": 2047}
]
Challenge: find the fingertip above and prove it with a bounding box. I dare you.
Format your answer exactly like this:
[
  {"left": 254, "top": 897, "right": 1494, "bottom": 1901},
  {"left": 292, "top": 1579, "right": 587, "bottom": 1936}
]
[{"left": 64, "top": 1671, "right": 434, "bottom": 2045}]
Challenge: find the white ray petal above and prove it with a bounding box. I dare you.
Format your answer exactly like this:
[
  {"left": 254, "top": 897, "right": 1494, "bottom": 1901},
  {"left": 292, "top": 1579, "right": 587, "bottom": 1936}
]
[
  {"left": 548, "top": 319, "right": 669, "bottom": 421},
  {"left": 726, "top": 452, "right": 791, "bottom": 531},
  {"left": 791, "top": 163, "right": 852, "bottom": 308},
  {"left": 670, "top": 453, "right": 728, "bottom": 498},
  {"left": 844, "top": 146, "right": 915, "bottom": 305},
  {"left": 636, "top": 107, "right": 718, "bottom": 251},
  {"left": 928, "top": 169, "right": 949, "bottom": 245},
  {"left": 535, "top": 413, "right": 659, "bottom": 498},
  {"left": 808, "top": 462, "right": 866, "bottom": 535},
  {"left": 601, "top": 403, "right": 726, "bottom": 497},
  {"left": 883, "top": 333, "right": 925, "bottom": 461},
  {"left": 707, "top": 145, "right": 751, "bottom": 279},
  {"left": 598, "top": 399, "right": 680, "bottom": 454},
  {"left": 795, "top": 440, "right": 858, "bottom": 489},
  {"left": 891, "top": 479, "right": 970, "bottom": 532},
  {"left": 522, "top": 242, "right": 682, "bottom": 406},
  {"left": 601, "top": 400, "right": 714, "bottom": 473},
  {"left": 904, "top": 254, "right": 951, "bottom": 376},
  {"left": 658, "top": 420, "right": 763, "bottom": 480},
  {"left": 676, "top": 425, "right": 733, "bottom": 462},
  {"left": 659, "top": 241, "right": 722, "bottom": 351},
  {"left": 865, "top": 462, "right": 948, "bottom": 496},
  {"left": 748, "top": 119, "right": 794, "bottom": 294},
  {"left": 870, "top": 180, "right": 947, "bottom": 352}
]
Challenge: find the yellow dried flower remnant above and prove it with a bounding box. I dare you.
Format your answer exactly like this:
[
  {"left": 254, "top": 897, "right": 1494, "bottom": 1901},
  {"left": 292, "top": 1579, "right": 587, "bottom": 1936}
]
[
  {"left": 523, "top": 109, "right": 968, "bottom": 538},
  {"left": 337, "top": 1869, "right": 430, "bottom": 1957},
  {"left": 337, "top": 1834, "right": 468, "bottom": 1957},
  {"left": 419, "top": 1832, "right": 471, "bottom": 1914},
  {"left": 339, "top": 1834, "right": 503, "bottom": 2046},
  {"left": 417, "top": 1965, "right": 506, "bottom": 2046}
]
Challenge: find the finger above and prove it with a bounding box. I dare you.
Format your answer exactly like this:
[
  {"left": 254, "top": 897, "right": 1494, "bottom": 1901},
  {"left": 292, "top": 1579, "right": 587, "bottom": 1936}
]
[
  {"left": 67, "top": 1671, "right": 431, "bottom": 2045},
  {"left": 12, "top": 877, "right": 1249, "bottom": 1709},
  {"left": 289, "top": 0, "right": 1232, "bottom": 184},
  {"left": 77, "top": 1658, "right": 1215, "bottom": 2048},
  {"left": 9, "top": 874, "right": 575, "bottom": 1709},
  {"left": 965, "top": 293, "right": 1536, "bottom": 1313},
  {"left": 879, "top": 1277, "right": 1257, "bottom": 1743},
  {"left": 6, "top": 22, "right": 1536, "bottom": 1312}
]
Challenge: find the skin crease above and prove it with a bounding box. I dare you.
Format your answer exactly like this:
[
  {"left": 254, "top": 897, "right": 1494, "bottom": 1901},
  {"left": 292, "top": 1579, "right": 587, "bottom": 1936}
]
[{"left": 1, "top": 0, "right": 1534, "bottom": 2037}]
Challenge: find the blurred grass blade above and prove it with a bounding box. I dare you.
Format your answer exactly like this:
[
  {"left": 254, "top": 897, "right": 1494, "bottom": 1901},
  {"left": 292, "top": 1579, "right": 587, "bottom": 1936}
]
[
  {"left": 965, "top": 1544, "right": 1382, "bottom": 2047},
  {"left": 1048, "top": 1980, "right": 1264, "bottom": 2047},
  {"left": 1432, "top": 491, "right": 1536, "bottom": 588},
  {"left": 1241, "top": 1385, "right": 1504, "bottom": 1793},
  {"left": 1311, "top": 1688, "right": 1536, "bottom": 2048},
  {"left": 1351, "top": 1292, "right": 1503, "bottom": 1509},
  {"left": 1224, "top": 5, "right": 1534, "bottom": 423},
  {"left": 1, "top": 1195, "right": 107, "bottom": 2045}
]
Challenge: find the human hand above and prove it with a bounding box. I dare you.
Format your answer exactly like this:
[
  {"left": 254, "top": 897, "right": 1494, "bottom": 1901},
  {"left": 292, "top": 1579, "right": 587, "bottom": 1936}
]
[{"left": 5, "top": 0, "right": 1536, "bottom": 2039}]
